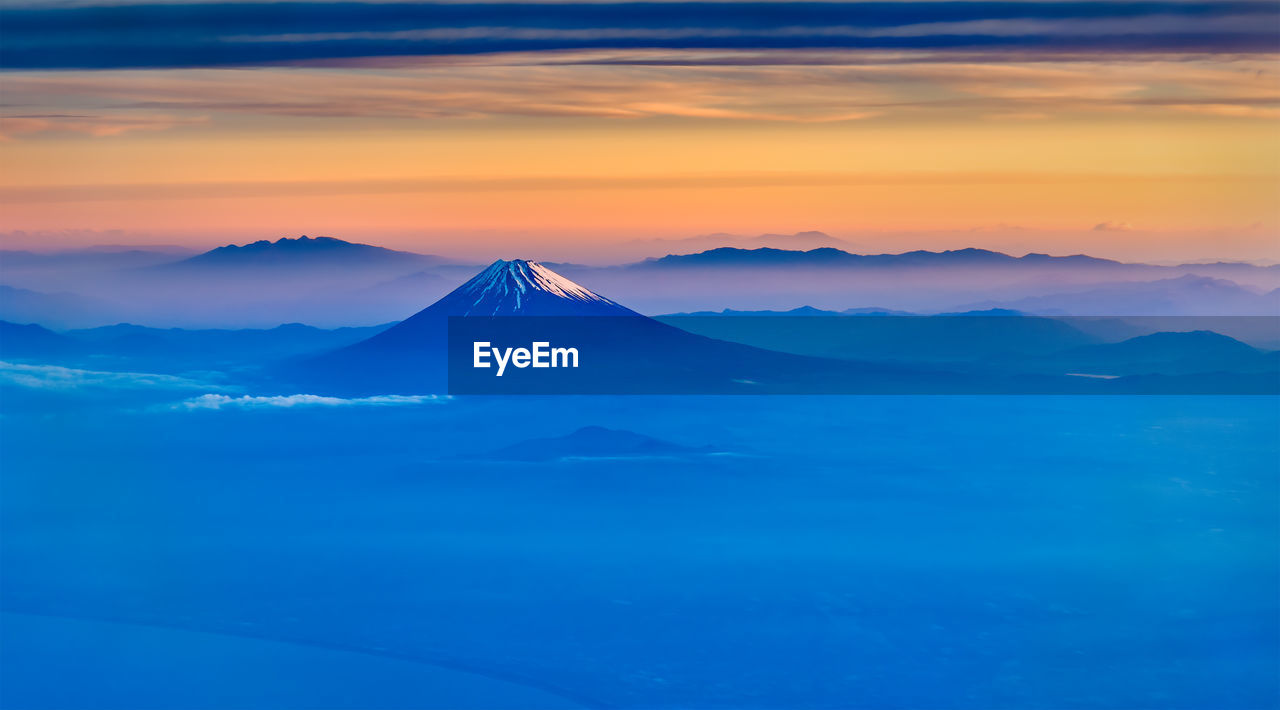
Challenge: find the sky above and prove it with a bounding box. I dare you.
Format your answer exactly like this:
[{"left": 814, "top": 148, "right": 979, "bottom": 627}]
[{"left": 1, "top": 1, "right": 1278, "bottom": 263}]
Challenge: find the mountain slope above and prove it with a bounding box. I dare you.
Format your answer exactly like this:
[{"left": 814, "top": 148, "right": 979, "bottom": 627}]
[
  {"left": 0, "top": 321, "right": 82, "bottom": 360},
  {"left": 353, "top": 259, "right": 636, "bottom": 350},
  {"left": 657, "top": 311, "right": 1101, "bottom": 363},
  {"left": 288, "top": 259, "right": 965, "bottom": 395},
  {"left": 289, "top": 259, "right": 637, "bottom": 392},
  {"left": 75, "top": 236, "right": 459, "bottom": 327},
  {"left": 283, "top": 259, "right": 1275, "bottom": 396},
  {"left": 548, "top": 248, "right": 1278, "bottom": 315},
  {"left": 169, "top": 235, "right": 446, "bottom": 271},
  {"left": 433, "top": 259, "right": 635, "bottom": 317},
  {"left": 1015, "top": 330, "right": 1280, "bottom": 376}
]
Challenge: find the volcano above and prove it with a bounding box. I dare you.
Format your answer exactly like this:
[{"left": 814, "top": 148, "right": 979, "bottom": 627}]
[
  {"left": 340, "top": 259, "right": 634, "bottom": 351},
  {"left": 286, "top": 259, "right": 643, "bottom": 392},
  {"left": 283, "top": 259, "right": 1037, "bottom": 396},
  {"left": 430, "top": 259, "right": 635, "bottom": 317}
]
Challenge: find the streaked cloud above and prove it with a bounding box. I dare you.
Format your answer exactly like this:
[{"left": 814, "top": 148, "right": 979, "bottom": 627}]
[
  {"left": 2, "top": 171, "right": 1272, "bottom": 205},
  {"left": 1168, "top": 103, "right": 1280, "bottom": 119},
  {"left": 3, "top": 52, "right": 1275, "bottom": 134},
  {"left": 0, "top": 113, "right": 208, "bottom": 139},
  {"left": 176, "top": 393, "right": 447, "bottom": 409},
  {"left": 1, "top": 2, "right": 1275, "bottom": 70},
  {"left": 1, "top": 3, "right": 1274, "bottom": 260}
]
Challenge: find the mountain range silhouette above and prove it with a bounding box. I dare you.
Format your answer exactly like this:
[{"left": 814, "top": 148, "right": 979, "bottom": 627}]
[{"left": 286, "top": 258, "right": 964, "bottom": 395}]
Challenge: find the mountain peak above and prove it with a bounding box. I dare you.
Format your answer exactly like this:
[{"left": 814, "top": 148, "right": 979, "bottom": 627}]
[
  {"left": 465, "top": 259, "right": 601, "bottom": 301},
  {"left": 448, "top": 259, "right": 633, "bottom": 315},
  {"left": 296, "top": 257, "right": 642, "bottom": 389}
]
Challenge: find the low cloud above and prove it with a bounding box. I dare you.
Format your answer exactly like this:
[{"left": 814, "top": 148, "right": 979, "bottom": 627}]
[
  {"left": 0, "top": 361, "right": 226, "bottom": 391},
  {"left": 176, "top": 393, "right": 447, "bottom": 410}
]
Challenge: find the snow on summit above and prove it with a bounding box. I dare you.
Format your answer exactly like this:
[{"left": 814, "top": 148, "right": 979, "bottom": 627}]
[
  {"left": 447, "top": 259, "right": 634, "bottom": 316},
  {"left": 462, "top": 260, "right": 609, "bottom": 303}
]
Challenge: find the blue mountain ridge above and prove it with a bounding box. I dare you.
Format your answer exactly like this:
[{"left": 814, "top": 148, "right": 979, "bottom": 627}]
[
  {"left": 281, "top": 260, "right": 1277, "bottom": 396},
  {"left": 162, "top": 235, "right": 449, "bottom": 270}
]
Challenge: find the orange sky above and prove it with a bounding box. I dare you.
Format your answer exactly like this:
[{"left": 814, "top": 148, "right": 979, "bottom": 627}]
[{"left": 2, "top": 51, "right": 1277, "bottom": 262}]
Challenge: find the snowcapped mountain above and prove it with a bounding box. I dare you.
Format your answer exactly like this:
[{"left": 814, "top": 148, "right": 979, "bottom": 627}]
[
  {"left": 425, "top": 259, "right": 636, "bottom": 317},
  {"left": 358, "top": 259, "right": 636, "bottom": 350},
  {"left": 337, "top": 258, "right": 637, "bottom": 355},
  {"left": 287, "top": 259, "right": 641, "bottom": 391},
  {"left": 286, "top": 256, "right": 1017, "bottom": 396},
  {"left": 279, "top": 258, "right": 1275, "bottom": 396}
]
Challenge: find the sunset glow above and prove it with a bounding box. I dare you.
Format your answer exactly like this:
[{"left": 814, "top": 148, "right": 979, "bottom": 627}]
[{"left": 2, "top": 3, "right": 1278, "bottom": 262}]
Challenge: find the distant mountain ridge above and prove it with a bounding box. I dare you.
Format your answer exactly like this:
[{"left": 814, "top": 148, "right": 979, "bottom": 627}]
[
  {"left": 168, "top": 235, "right": 448, "bottom": 270},
  {"left": 288, "top": 258, "right": 990, "bottom": 395},
  {"left": 631, "top": 245, "right": 1279, "bottom": 273},
  {"left": 7, "top": 237, "right": 1279, "bottom": 328},
  {"left": 638, "top": 246, "right": 1124, "bottom": 269},
  {"left": 618, "top": 231, "right": 856, "bottom": 258},
  {"left": 663, "top": 306, "right": 916, "bottom": 317},
  {"left": 538, "top": 246, "right": 1280, "bottom": 316},
  {"left": 42, "top": 236, "right": 461, "bottom": 328},
  {"left": 0, "top": 321, "right": 81, "bottom": 360},
  {"left": 0, "top": 319, "right": 394, "bottom": 371},
  {"left": 1009, "top": 330, "right": 1279, "bottom": 377}
]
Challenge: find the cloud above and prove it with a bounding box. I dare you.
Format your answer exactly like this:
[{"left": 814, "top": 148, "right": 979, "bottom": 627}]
[
  {"left": 0, "top": 363, "right": 446, "bottom": 407},
  {"left": 1168, "top": 103, "right": 1280, "bottom": 119},
  {"left": 176, "top": 393, "right": 447, "bottom": 410},
  {"left": 1, "top": 2, "right": 1276, "bottom": 70},
  {"left": 986, "top": 112, "right": 1051, "bottom": 121},
  {"left": 3, "top": 172, "right": 1272, "bottom": 205},
  {"left": 1093, "top": 221, "right": 1136, "bottom": 232},
  {"left": 0, "top": 361, "right": 226, "bottom": 391},
  {"left": 3, "top": 52, "right": 1275, "bottom": 132},
  {"left": 0, "top": 113, "right": 207, "bottom": 139}
]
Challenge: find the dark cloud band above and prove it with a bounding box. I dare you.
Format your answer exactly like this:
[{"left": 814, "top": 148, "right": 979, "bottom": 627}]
[{"left": 3, "top": 1, "right": 1277, "bottom": 70}]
